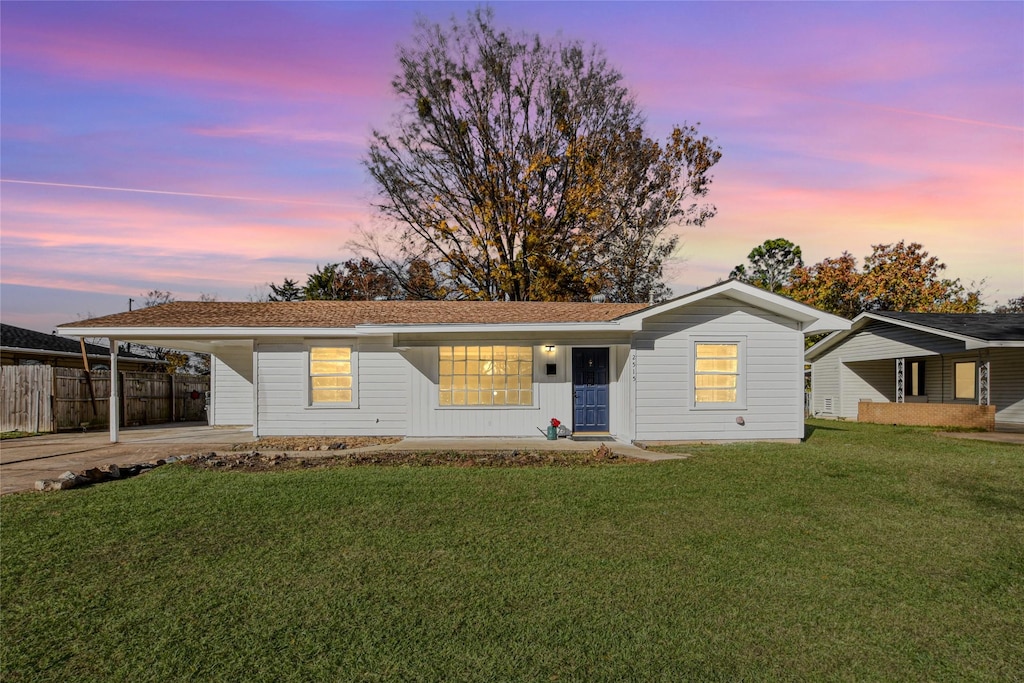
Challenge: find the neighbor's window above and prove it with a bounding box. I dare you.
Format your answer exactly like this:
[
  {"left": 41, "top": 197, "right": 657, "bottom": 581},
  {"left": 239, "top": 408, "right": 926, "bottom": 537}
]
[
  {"left": 439, "top": 345, "right": 533, "bottom": 406},
  {"left": 310, "top": 347, "right": 354, "bottom": 404},
  {"left": 909, "top": 360, "right": 925, "bottom": 397},
  {"left": 954, "top": 361, "right": 976, "bottom": 400},
  {"left": 694, "top": 343, "right": 739, "bottom": 404}
]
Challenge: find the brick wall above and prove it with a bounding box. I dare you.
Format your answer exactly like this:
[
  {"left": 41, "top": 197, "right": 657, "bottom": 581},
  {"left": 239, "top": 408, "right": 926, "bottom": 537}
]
[{"left": 857, "top": 401, "right": 996, "bottom": 430}]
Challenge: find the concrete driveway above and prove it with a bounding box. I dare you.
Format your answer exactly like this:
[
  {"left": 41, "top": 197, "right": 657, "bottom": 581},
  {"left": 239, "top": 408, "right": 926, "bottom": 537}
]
[
  {"left": 1, "top": 423, "right": 254, "bottom": 495},
  {"left": 1, "top": 425, "right": 682, "bottom": 495}
]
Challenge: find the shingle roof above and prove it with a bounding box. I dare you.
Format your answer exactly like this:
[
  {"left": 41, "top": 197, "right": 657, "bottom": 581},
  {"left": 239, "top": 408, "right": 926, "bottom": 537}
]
[
  {"left": 58, "top": 300, "right": 650, "bottom": 329},
  {"left": 1, "top": 323, "right": 156, "bottom": 359},
  {"left": 871, "top": 311, "right": 1024, "bottom": 342}
]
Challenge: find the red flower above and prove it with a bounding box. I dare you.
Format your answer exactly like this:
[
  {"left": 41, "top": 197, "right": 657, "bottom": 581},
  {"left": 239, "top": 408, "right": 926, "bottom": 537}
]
[{"left": 550, "top": 418, "right": 561, "bottom": 427}]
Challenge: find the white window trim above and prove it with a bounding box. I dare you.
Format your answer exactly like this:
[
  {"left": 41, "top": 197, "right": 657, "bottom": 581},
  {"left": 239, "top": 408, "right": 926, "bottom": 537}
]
[
  {"left": 435, "top": 344, "right": 539, "bottom": 410},
  {"left": 306, "top": 341, "right": 359, "bottom": 409},
  {"left": 691, "top": 337, "right": 747, "bottom": 410}
]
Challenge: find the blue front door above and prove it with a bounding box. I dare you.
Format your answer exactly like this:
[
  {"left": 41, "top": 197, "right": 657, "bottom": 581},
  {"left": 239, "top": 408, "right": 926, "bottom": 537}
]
[{"left": 572, "top": 348, "right": 610, "bottom": 433}]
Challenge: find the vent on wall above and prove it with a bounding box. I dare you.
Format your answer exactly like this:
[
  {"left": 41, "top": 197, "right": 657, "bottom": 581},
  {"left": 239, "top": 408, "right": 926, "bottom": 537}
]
[{"left": 823, "top": 397, "right": 834, "bottom": 414}]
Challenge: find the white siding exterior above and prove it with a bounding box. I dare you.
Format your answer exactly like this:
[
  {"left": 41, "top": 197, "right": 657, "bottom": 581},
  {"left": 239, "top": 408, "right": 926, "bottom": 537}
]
[
  {"left": 56, "top": 280, "right": 853, "bottom": 443},
  {"left": 810, "top": 321, "right": 964, "bottom": 417},
  {"left": 210, "top": 342, "right": 253, "bottom": 426},
  {"left": 254, "top": 336, "right": 408, "bottom": 437},
  {"left": 633, "top": 295, "right": 805, "bottom": 441},
  {"left": 809, "top": 319, "right": 1024, "bottom": 427},
  {"left": 990, "top": 348, "right": 1024, "bottom": 426}
]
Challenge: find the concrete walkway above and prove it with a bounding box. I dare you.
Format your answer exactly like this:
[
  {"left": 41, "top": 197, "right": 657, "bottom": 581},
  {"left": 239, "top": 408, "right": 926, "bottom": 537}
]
[
  {"left": 366, "top": 436, "right": 682, "bottom": 461},
  {"left": 936, "top": 430, "right": 1024, "bottom": 445},
  {"left": 0, "top": 425, "right": 682, "bottom": 495}
]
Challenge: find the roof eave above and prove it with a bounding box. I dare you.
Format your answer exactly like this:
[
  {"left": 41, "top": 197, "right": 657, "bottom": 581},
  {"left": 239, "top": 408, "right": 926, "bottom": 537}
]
[
  {"left": 0, "top": 345, "right": 165, "bottom": 363},
  {"left": 56, "top": 321, "right": 632, "bottom": 340},
  {"left": 617, "top": 280, "right": 851, "bottom": 334}
]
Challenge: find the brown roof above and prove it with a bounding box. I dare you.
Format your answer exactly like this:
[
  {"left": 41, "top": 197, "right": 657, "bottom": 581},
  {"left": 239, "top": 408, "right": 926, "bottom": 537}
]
[{"left": 59, "top": 300, "right": 649, "bottom": 329}]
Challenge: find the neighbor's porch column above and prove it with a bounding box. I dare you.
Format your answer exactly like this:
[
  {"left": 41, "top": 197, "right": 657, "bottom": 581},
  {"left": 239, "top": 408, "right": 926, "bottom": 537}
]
[
  {"left": 109, "top": 339, "right": 120, "bottom": 443},
  {"left": 895, "top": 357, "right": 905, "bottom": 403},
  {"left": 979, "top": 359, "right": 990, "bottom": 406}
]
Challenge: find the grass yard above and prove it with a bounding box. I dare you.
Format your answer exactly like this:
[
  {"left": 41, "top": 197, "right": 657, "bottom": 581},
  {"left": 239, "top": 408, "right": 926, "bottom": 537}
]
[{"left": 2, "top": 420, "right": 1022, "bottom": 681}]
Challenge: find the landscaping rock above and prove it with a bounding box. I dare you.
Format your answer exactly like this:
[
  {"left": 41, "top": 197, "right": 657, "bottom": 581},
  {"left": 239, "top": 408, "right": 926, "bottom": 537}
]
[{"left": 81, "top": 468, "right": 106, "bottom": 483}]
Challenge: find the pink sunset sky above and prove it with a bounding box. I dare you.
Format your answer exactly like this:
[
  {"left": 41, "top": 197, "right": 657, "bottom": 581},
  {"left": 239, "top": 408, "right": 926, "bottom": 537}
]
[{"left": 1, "top": 1, "right": 1021, "bottom": 333}]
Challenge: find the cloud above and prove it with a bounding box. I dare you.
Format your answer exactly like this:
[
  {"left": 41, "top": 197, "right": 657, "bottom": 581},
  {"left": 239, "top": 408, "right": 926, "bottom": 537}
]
[
  {"left": 187, "top": 124, "right": 368, "bottom": 148},
  {"left": 1, "top": 3, "right": 400, "bottom": 102}
]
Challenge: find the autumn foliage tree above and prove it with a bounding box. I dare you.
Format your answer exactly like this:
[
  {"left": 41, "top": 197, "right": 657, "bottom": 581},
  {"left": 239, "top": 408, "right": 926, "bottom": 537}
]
[
  {"left": 787, "top": 251, "right": 863, "bottom": 319},
  {"left": 361, "top": 8, "right": 721, "bottom": 303},
  {"left": 787, "top": 241, "right": 980, "bottom": 317}
]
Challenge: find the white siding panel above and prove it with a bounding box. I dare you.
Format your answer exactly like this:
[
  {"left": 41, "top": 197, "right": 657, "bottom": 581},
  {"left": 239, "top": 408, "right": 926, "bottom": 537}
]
[
  {"left": 991, "top": 348, "right": 1024, "bottom": 426},
  {"left": 633, "top": 295, "right": 805, "bottom": 441},
  {"left": 255, "top": 337, "right": 408, "bottom": 436},
  {"left": 826, "top": 321, "right": 966, "bottom": 362},
  {"left": 810, "top": 359, "right": 840, "bottom": 416},
  {"left": 211, "top": 343, "right": 253, "bottom": 426},
  {"left": 839, "top": 360, "right": 892, "bottom": 418}
]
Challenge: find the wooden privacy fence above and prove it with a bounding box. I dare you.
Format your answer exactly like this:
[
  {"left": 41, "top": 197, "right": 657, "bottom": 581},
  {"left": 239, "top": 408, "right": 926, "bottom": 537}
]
[
  {"left": 1, "top": 364, "right": 52, "bottom": 433},
  {"left": 1, "top": 366, "right": 208, "bottom": 433}
]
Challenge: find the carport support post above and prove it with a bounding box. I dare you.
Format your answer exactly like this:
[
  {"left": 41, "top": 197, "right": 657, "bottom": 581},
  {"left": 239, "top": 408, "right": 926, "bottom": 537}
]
[{"left": 109, "top": 339, "right": 120, "bottom": 443}]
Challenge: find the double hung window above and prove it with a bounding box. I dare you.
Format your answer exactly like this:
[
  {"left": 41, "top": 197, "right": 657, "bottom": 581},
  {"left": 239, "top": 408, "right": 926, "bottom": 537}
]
[
  {"left": 309, "top": 346, "right": 354, "bottom": 405},
  {"left": 693, "top": 340, "right": 745, "bottom": 408}
]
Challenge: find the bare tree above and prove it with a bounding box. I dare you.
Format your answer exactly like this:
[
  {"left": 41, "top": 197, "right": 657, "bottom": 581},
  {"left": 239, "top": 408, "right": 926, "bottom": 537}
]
[{"left": 362, "top": 8, "right": 720, "bottom": 303}]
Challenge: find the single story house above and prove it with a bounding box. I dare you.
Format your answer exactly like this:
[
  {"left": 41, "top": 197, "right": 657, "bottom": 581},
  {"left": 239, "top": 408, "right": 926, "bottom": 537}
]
[
  {"left": 57, "top": 280, "right": 849, "bottom": 443},
  {"left": 806, "top": 311, "right": 1024, "bottom": 431},
  {"left": 1, "top": 323, "right": 162, "bottom": 372}
]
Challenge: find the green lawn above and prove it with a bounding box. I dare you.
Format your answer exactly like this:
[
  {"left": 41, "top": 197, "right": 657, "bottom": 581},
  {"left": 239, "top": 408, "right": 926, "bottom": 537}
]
[{"left": 2, "top": 420, "right": 1022, "bottom": 681}]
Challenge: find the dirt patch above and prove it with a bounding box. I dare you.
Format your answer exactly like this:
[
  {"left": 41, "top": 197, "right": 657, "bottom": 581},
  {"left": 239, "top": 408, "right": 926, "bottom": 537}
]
[
  {"left": 191, "top": 444, "right": 640, "bottom": 471},
  {"left": 230, "top": 436, "right": 401, "bottom": 452}
]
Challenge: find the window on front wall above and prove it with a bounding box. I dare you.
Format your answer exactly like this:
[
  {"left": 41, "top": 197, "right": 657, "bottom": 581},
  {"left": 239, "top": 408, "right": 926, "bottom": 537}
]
[
  {"left": 310, "top": 346, "right": 354, "bottom": 404},
  {"left": 439, "top": 345, "right": 533, "bottom": 406},
  {"left": 954, "top": 361, "right": 976, "bottom": 400},
  {"left": 909, "top": 360, "right": 925, "bottom": 396},
  {"left": 694, "top": 342, "right": 740, "bottom": 405}
]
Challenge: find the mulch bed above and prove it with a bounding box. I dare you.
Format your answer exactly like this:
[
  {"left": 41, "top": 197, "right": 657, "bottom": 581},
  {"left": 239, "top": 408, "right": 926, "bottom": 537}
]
[
  {"left": 190, "top": 444, "right": 640, "bottom": 471},
  {"left": 229, "top": 436, "right": 401, "bottom": 452}
]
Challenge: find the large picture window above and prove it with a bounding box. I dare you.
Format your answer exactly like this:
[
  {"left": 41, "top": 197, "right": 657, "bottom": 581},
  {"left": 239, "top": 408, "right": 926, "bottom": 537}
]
[
  {"left": 310, "top": 346, "right": 354, "bottom": 404},
  {"left": 439, "top": 345, "right": 533, "bottom": 406},
  {"left": 694, "top": 342, "right": 740, "bottom": 405}
]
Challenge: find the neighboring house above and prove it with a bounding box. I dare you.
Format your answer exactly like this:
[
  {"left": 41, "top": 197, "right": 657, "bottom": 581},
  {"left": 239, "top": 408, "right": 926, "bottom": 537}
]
[
  {"left": 1, "top": 323, "right": 162, "bottom": 372},
  {"left": 806, "top": 312, "right": 1024, "bottom": 431},
  {"left": 57, "top": 281, "right": 848, "bottom": 443}
]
